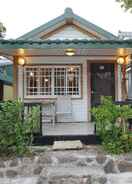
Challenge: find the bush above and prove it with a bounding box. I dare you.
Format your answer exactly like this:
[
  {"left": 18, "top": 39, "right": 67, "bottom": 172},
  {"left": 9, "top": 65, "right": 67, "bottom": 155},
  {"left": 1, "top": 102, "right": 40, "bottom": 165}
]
[
  {"left": 0, "top": 99, "right": 40, "bottom": 156},
  {"left": 91, "top": 96, "right": 132, "bottom": 154}
]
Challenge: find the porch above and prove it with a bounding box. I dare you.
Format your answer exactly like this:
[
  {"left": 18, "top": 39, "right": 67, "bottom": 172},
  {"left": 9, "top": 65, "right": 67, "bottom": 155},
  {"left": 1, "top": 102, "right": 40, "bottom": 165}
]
[
  {"left": 42, "top": 122, "right": 95, "bottom": 136},
  {"left": 24, "top": 102, "right": 95, "bottom": 136}
]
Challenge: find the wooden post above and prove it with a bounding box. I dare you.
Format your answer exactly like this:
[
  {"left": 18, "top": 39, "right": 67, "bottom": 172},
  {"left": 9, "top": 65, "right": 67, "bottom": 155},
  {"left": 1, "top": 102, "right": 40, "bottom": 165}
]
[
  {"left": 13, "top": 56, "right": 18, "bottom": 99},
  {"left": 0, "top": 83, "right": 3, "bottom": 100},
  {"left": 121, "top": 62, "right": 128, "bottom": 101}
]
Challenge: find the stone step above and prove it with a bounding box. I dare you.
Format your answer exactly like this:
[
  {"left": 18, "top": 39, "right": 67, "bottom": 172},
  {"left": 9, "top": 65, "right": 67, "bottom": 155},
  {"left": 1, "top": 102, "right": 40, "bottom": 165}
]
[
  {"left": 52, "top": 140, "right": 83, "bottom": 150},
  {"left": 39, "top": 165, "right": 106, "bottom": 184},
  {"left": 42, "top": 165, "right": 105, "bottom": 177}
]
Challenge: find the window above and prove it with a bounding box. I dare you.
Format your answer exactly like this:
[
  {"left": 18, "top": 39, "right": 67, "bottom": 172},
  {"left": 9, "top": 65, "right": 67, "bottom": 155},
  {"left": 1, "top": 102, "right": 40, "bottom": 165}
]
[
  {"left": 127, "top": 69, "right": 132, "bottom": 99},
  {"left": 24, "top": 65, "right": 81, "bottom": 97}
]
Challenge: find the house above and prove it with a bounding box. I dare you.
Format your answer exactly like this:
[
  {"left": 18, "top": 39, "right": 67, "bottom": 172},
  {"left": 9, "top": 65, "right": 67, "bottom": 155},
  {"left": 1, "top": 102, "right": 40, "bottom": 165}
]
[
  {"left": 0, "top": 8, "right": 132, "bottom": 142},
  {"left": 0, "top": 58, "right": 13, "bottom": 100}
]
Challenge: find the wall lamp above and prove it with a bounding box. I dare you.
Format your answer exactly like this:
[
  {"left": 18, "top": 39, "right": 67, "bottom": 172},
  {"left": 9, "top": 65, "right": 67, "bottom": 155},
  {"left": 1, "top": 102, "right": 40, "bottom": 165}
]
[
  {"left": 117, "top": 56, "right": 125, "bottom": 65},
  {"left": 65, "top": 48, "right": 75, "bottom": 56},
  {"left": 18, "top": 57, "right": 25, "bottom": 65}
]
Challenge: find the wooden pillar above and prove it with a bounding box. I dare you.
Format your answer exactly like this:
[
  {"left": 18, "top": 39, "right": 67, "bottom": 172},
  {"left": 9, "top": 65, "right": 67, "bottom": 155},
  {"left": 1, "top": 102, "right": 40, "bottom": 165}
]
[
  {"left": 121, "top": 63, "right": 128, "bottom": 101},
  {"left": 13, "top": 57, "right": 18, "bottom": 99},
  {"left": 0, "top": 82, "right": 3, "bottom": 100},
  {"left": 117, "top": 64, "right": 122, "bottom": 101}
]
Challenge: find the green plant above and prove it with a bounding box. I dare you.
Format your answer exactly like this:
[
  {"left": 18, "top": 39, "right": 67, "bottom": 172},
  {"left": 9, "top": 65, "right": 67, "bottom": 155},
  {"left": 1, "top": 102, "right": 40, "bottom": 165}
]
[
  {"left": 91, "top": 96, "right": 132, "bottom": 154},
  {"left": 0, "top": 99, "right": 40, "bottom": 156}
]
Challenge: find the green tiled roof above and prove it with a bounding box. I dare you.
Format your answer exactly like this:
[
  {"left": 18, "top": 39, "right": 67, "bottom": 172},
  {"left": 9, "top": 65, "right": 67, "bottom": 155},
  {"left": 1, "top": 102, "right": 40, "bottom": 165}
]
[
  {"left": 0, "top": 39, "right": 132, "bottom": 49},
  {"left": 0, "top": 65, "right": 13, "bottom": 85},
  {"left": 18, "top": 8, "right": 117, "bottom": 40}
]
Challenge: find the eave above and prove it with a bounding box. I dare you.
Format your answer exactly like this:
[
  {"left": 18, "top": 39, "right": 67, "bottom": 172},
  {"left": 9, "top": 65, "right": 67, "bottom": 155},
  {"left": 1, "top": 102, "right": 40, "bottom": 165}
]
[
  {"left": 0, "top": 39, "right": 132, "bottom": 49},
  {"left": 0, "top": 39, "right": 132, "bottom": 57}
]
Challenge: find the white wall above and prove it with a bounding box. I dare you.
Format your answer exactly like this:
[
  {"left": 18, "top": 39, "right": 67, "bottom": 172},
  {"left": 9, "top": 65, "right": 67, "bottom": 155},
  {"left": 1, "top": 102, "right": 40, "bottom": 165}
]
[{"left": 17, "top": 56, "right": 89, "bottom": 122}]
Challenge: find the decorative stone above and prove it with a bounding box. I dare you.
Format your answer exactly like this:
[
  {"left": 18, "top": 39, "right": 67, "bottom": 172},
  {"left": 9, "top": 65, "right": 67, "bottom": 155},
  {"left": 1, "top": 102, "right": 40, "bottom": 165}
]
[
  {"left": 107, "top": 172, "right": 132, "bottom": 184},
  {"left": 86, "top": 158, "right": 93, "bottom": 163},
  {"left": 96, "top": 155, "right": 106, "bottom": 164},
  {"left": 98, "top": 177, "right": 107, "bottom": 184},
  {"left": 92, "top": 176, "right": 107, "bottom": 184},
  {"left": 34, "top": 166, "right": 43, "bottom": 175},
  {"left": 19, "top": 164, "right": 33, "bottom": 176},
  {"left": 6, "top": 170, "right": 18, "bottom": 178},
  {"left": 37, "top": 176, "right": 48, "bottom": 184},
  {"left": 83, "top": 176, "right": 91, "bottom": 184},
  {"left": 104, "top": 159, "right": 116, "bottom": 173},
  {"left": 37, "top": 155, "right": 52, "bottom": 165},
  {"left": 76, "top": 159, "right": 88, "bottom": 167},
  {"left": 0, "top": 160, "right": 5, "bottom": 168},
  {"left": 57, "top": 155, "right": 76, "bottom": 164},
  {"left": 10, "top": 159, "right": 19, "bottom": 167},
  {"left": 0, "top": 172, "right": 4, "bottom": 178},
  {"left": 22, "top": 157, "right": 34, "bottom": 165},
  {"left": 48, "top": 176, "right": 91, "bottom": 184},
  {"left": 118, "top": 161, "right": 132, "bottom": 172},
  {"left": 53, "top": 140, "right": 83, "bottom": 150},
  {"left": 124, "top": 154, "right": 132, "bottom": 161}
]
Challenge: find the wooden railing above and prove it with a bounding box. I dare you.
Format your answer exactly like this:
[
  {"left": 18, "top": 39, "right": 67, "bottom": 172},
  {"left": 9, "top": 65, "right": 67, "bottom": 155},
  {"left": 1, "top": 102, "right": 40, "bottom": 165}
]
[
  {"left": 114, "top": 100, "right": 132, "bottom": 130},
  {"left": 23, "top": 102, "right": 42, "bottom": 135},
  {"left": 1, "top": 100, "right": 132, "bottom": 136},
  {"left": 93, "top": 100, "right": 132, "bottom": 134}
]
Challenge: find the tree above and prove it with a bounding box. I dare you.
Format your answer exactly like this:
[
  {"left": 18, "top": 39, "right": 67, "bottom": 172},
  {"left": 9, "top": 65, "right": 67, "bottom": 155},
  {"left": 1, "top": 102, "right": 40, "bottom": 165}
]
[
  {"left": 116, "top": 0, "right": 132, "bottom": 11},
  {"left": 0, "top": 22, "right": 6, "bottom": 38}
]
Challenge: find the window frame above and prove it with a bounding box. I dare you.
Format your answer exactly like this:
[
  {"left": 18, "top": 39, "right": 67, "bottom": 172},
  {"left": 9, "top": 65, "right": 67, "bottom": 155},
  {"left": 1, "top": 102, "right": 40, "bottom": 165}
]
[{"left": 24, "top": 65, "right": 82, "bottom": 99}]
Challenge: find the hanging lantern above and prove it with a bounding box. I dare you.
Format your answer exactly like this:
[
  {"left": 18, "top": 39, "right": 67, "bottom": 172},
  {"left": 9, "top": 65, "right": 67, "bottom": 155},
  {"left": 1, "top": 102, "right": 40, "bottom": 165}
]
[{"left": 68, "top": 73, "right": 74, "bottom": 81}]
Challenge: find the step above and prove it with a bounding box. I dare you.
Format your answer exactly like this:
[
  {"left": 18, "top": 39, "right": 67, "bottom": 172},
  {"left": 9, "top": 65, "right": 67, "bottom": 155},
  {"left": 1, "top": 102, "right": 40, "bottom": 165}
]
[
  {"left": 33, "top": 135, "right": 101, "bottom": 145},
  {"left": 53, "top": 140, "right": 83, "bottom": 150}
]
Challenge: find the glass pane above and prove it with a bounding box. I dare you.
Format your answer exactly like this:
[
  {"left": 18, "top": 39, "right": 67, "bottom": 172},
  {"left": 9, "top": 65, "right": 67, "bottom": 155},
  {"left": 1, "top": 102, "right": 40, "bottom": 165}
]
[
  {"left": 40, "top": 68, "right": 52, "bottom": 95},
  {"left": 54, "top": 68, "right": 66, "bottom": 95},
  {"left": 26, "top": 68, "right": 38, "bottom": 95},
  {"left": 67, "top": 67, "right": 79, "bottom": 95}
]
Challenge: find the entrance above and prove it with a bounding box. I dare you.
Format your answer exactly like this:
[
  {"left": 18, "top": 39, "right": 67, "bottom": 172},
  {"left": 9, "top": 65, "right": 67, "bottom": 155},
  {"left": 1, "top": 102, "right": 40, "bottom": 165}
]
[{"left": 91, "top": 63, "right": 115, "bottom": 107}]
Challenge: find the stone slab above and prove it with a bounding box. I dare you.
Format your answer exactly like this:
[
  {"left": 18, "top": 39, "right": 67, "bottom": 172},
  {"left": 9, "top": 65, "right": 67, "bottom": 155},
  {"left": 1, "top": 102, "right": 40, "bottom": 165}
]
[
  {"left": 53, "top": 140, "right": 83, "bottom": 150},
  {"left": 107, "top": 173, "right": 132, "bottom": 184},
  {"left": 42, "top": 165, "right": 105, "bottom": 177},
  {"left": 0, "top": 177, "right": 38, "bottom": 184}
]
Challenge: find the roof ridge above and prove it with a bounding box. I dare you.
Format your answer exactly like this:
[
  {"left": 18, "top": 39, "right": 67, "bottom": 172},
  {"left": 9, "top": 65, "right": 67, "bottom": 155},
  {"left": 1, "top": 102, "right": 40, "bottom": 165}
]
[
  {"left": 17, "top": 8, "right": 117, "bottom": 40},
  {"left": 73, "top": 13, "right": 117, "bottom": 39}
]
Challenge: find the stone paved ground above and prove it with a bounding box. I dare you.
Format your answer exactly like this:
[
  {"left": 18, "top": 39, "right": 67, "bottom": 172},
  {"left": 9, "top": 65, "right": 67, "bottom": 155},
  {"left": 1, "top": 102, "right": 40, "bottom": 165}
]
[{"left": 0, "top": 145, "right": 132, "bottom": 184}]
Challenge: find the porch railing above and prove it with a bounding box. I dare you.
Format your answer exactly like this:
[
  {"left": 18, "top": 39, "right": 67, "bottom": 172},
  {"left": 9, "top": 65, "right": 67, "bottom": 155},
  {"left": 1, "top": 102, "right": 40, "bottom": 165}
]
[
  {"left": 23, "top": 102, "right": 42, "bottom": 136},
  {"left": 93, "top": 99, "right": 132, "bottom": 134},
  {"left": 114, "top": 100, "right": 132, "bottom": 130}
]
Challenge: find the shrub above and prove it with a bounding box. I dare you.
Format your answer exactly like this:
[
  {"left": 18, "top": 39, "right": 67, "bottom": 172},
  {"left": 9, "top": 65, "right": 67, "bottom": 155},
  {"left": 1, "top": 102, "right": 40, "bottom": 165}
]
[
  {"left": 91, "top": 96, "right": 132, "bottom": 154},
  {"left": 0, "top": 99, "right": 40, "bottom": 156}
]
